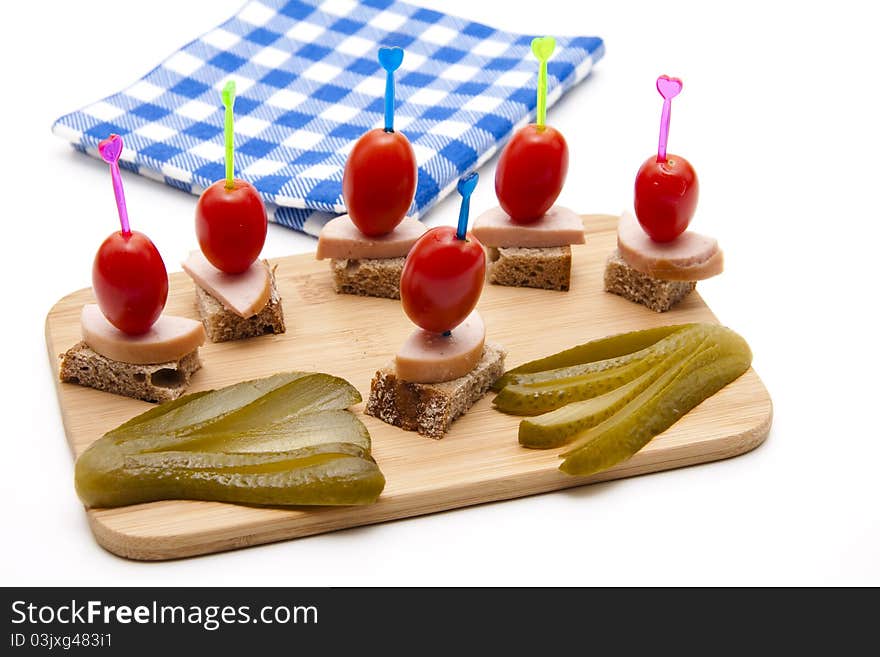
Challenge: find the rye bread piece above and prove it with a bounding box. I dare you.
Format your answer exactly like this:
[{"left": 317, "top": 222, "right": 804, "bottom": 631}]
[
  {"left": 330, "top": 257, "right": 404, "bottom": 300},
  {"left": 604, "top": 249, "right": 696, "bottom": 312},
  {"left": 487, "top": 246, "right": 572, "bottom": 291},
  {"left": 195, "top": 263, "right": 285, "bottom": 342},
  {"left": 365, "top": 343, "right": 506, "bottom": 439},
  {"left": 59, "top": 342, "right": 201, "bottom": 403}
]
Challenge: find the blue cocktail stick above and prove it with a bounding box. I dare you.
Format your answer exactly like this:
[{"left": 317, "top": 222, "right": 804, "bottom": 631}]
[
  {"left": 456, "top": 172, "right": 479, "bottom": 240},
  {"left": 378, "top": 47, "right": 404, "bottom": 132}
]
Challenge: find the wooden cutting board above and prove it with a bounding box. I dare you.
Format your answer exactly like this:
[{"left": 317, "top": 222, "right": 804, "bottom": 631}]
[{"left": 45, "top": 214, "right": 772, "bottom": 560}]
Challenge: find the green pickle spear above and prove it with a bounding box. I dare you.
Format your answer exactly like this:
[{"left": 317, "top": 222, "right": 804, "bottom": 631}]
[
  {"left": 559, "top": 331, "right": 751, "bottom": 476},
  {"left": 503, "top": 324, "right": 706, "bottom": 388},
  {"left": 494, "top": 325, "right": 710, "bottom": 415},
  {"left": 494, "top": 323, "right": 752, "bottom": 477},
  {"left": 75, "top": 372, "right": 385, "bottom": 508},
  {"left": 493, "top": 324, "right": 694, "bottom": 390},
  {"left": 518, "top": 349, "right": 688, "bottom": 448}
]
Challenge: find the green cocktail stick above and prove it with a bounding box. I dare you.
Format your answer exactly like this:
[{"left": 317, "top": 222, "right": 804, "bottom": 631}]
[
  {"left": 531, "top": 36, "right": 556, "bottom": 128},
  {"left": 221, "top": 80, "right": 236, "bottom": 189}
]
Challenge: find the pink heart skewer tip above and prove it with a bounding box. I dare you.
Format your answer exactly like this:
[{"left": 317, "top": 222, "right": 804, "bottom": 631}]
[
  {"left": 98, "top": 134, "right": 123, "bottom": 164},
  {"left": 656, "top": 75, "right": 683, "bottom": 100}
]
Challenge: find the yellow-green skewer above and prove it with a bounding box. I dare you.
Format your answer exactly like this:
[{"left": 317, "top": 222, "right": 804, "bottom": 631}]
[
  {"left": 221, "top": 80, "right": 236, "bottom": 189},
  {"left": 531, "top": 36, "right": 556, "bottom": 128}
]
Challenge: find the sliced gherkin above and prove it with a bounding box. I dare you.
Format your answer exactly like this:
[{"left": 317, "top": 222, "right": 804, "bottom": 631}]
[
  {"left": 559, "top": 329, "right": 752, "bottom": 476},
  {"left": 75, "top": 441, "right": 384, "bottom": 508},
  {"left": 518, "top": 350, "right": 685, "bottom": 448},
  {"left": 504, "top": 324, "right": 707, "bottom": 388},
  {"left": 106, "top": 372, "right": 314, "bottom": 441},
  {"left": 193, "top": 373, "right": 361, "bottom": 436},
  {"left": 494, "top": 329, "right": 707, "bottom": 416},
  {"left": 493, "top": 324, "right": 695, "bottom": 390},
  {"left": 75, "top": 372, "right": 383, "bottom": 508},
  {"left": 166, "top": 410, "right": 371, "bottom": 455}
]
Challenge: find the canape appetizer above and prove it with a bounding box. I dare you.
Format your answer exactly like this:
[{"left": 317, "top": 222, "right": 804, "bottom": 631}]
[
  {"left": 472, "top": 37, "right": 584, "bottom": 291},
  {"left": 182, "top": 81, "right": 285, "bottom": 341},
  {"left": 316, "top": 47, "right": 423, "bottom": 299},
  {"left": 366, "top": 174, "right": 506, "bottom": 438},
  {"left": 605, "top": 75, "right": 723, "bottom": 312},
  {"left": 60, "top": 135, "right": 205, "bottom": 402}
]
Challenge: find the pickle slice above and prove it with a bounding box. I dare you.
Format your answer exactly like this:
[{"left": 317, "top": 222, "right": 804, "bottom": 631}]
[
  {"left": 518, "top": 350, "right": 685, "bottom": 448},
  {"left": 107, "top": 372, "right": 314, "bottom": 440},
  {"left": 559, "top": 328, "right": 752, "bottom": 476},
  {"left": 76, "top": 442, "right": 385, "bottom": 508},
  {"left": 494, "top": 329, "right": 709, "bottom": 415},
  {"left": 493, "top": 324, "right": 695, "bottom": 390},
  {"left": 193, "top": 373, "right": 361, "bottom": 436},
  {"left": 504, "top": 324, "right": 707, "bottom": 388},
  {"left": 161, "top": 410, "right": 371, "bottom": 455},
  {"left": 75, "top": 371, "right": 384, "bottom": 508}
]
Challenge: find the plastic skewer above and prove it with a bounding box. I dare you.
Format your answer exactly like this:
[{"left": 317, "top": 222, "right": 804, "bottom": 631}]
[
  {"left": 221, "top": 80, "right": 236, "bottom": 189},
  {"left": 98, "top": 134, "right": 131, "bottom": 235},
  {"left": 456, "top": 172, "right": 479, "bottom": 241},
  {"left": 378, "top": 47, "right": 404, "bottom": 132},
  {"left": 655, "top": 75, "right": 683, "bottom": 162},
  {"left": 531, "top": 36, "right": 556, "bottom": 128}
]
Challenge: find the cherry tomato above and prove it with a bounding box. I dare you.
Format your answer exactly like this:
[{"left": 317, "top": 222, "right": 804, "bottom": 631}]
[
  {"left": 495, "top": 124, "right": 568, "bottom": 223},
  {"left": 195, "top": 179, "right": 267, "bottom": 273},
  {"left": 343, "top": 129, "right": 417, "bottom": 237},
  {"left": 634, "top": 154, "right": 699, "bottom": 242},
  {"left": 92, "top": 230, "right": 168, "bottom": 335},
  {"left": 400, "top": 226, "right": 486, "bottom": 334}
]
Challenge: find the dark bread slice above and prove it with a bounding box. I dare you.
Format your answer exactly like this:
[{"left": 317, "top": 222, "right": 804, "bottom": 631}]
[
  {"left": 59, "top": 342, "right": 201, "bottom": 403},
  {"left": 487, "top": 246, "right": 572, "bottom": 291},
  {"left": 604, "top": 249, "right": 696, "bottom": 312},
  {"left": 195, "top": 262, "right": 285, "bottom": 343},
  {"left": 330, "top": 257, "right": 404, "bottom": 300},
  {"left": 365, "top": 343, "right": 506, "bottom": 439}
]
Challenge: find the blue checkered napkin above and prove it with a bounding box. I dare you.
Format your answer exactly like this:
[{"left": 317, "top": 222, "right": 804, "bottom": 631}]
[{"left": 52, "top": 0, "right": 604, "bottom": 236}]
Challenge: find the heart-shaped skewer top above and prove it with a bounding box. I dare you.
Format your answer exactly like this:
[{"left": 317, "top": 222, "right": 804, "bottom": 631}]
[
  {"left": 531, "top": 36, "right": 556, "bottom": 128},
  {"left": 378, "top": 47, "right": 404, "bottom": 132},
  {"left": 457, "top": 171, "right": 479, "bottom": 198},
  {"left": 531, "top": 36, "right": 556, "bottom": 62},
  {"left": 378, "top": 46, "right": 404, "bottom": 73},
  {"left": 656, "top": 75, "right": 683, "bottom": 101},
  {"left": 655, "top": 75, "right": 683, "bottom": 162},
  {"left": 456, "top": 172, "right": 479, "bottom": 240},
  {"left": 98, "top": 134, "right": 130, "bottom": 234},
  {"left": 98, "top": 134, "right": 123, "bottom": 164}
]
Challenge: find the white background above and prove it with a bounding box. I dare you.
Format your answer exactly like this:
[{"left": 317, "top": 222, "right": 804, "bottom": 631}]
[{"left": 1, "top": 0, "right": 877, "bottom": 586}]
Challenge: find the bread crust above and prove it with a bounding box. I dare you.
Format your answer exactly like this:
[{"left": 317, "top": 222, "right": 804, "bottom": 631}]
[
  {"left": 604, "top": 249, "right": 696, "bottom": 312},
  {"left": 487, "top": 246, "right": 572, "bottom": 291},
  {"left": 365, "top": 343, "right": 506, "bottom": 439},
  {"left": 59, "top": 342, "right": 201, "bottom": 403},
  {"left": 330, "top": 257, "right": 404, "bottom": 300},
  {"left": 195, "top": 262, "right": 286, "bottom": 342}
]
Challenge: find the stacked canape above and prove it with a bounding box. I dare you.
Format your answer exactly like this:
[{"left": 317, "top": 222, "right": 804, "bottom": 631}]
[
  {"left": 60, "top": 135, "right": 205, "bottom": 402},
  {"left": 182, "top": 81, "right": 285, "bottom": 340},
  {"left": 316, "top": 47, "right": 423, "bottom": 299},
  {"left": 605, "top": 75, "right": 722, "bottom": 311},
  {"left": 366, "top": 174, "right": 506, "bottom": 438},
  {"left": 472, "top": 37, "right": 585, "bottom": 291}
]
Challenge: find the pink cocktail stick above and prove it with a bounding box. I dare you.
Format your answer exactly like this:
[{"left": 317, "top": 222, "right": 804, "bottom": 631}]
[
  {"left": 655, "top": 75, "right": 683, "bottom": 163},
  {"left": 98, "top": 134, "right": 131, "bottom": 235}
]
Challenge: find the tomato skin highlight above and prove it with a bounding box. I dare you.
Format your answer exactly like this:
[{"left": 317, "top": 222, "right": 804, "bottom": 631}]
[
  {"left": 633, "top": 154, "right": 699, "bottom": 242},
  {"left": 495, "top": 124, "right": 569, "bottom": 223},
  {"left": 195, "top": 179, "right": 267, "bottom": 274},
  {"left": 400, "top": 226, "right": 486, "bottom": 334},
  {"left": 343, "top": 129, "right": 418, "bottom": 237},
  {"left": 92, "top": 230, "right": 169, "bottom": 335}
]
